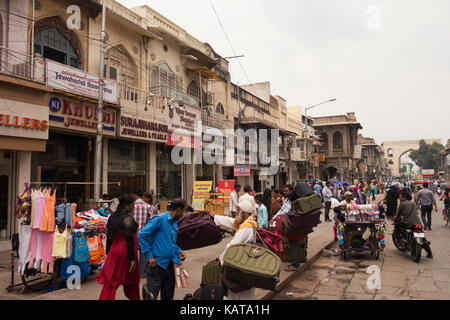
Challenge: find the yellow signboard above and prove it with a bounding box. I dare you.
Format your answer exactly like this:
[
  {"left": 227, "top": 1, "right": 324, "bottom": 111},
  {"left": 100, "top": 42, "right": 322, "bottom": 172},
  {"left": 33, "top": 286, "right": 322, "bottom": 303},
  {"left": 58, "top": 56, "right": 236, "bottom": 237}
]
[{"left": 192, "top": 181, "right": 213, "bottom": 211}]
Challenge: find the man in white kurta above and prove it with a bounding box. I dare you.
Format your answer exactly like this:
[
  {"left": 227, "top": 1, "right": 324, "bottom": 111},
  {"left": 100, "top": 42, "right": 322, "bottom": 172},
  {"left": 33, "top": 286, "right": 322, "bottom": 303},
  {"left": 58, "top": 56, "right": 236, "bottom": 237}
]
[{"left": 219, "top": 199, "right": 257, "bottom": 300}]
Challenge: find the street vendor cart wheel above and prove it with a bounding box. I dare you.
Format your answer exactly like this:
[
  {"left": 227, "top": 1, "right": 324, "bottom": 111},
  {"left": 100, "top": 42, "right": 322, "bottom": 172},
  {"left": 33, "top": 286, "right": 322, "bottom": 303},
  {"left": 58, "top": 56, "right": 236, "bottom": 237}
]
[
  {"left": 370, "top": 249, "right": 380, "bottom": 260},
  {"left": 340, "top": 249, "right": 347, "bottom": 260},
  {"left": 21, "top": 262, "right": 54, "bottom": 292}
]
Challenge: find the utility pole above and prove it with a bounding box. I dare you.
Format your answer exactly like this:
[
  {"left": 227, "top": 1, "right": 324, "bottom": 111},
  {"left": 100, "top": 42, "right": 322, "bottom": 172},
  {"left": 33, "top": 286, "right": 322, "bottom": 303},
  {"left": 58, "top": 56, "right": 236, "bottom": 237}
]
[{"left": 94, "top": 1, "right": 107, "bottom": 202}]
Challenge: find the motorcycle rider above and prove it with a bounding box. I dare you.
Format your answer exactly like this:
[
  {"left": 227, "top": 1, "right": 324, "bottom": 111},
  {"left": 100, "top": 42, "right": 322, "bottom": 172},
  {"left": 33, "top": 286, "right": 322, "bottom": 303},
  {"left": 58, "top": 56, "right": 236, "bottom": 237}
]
[{"left": 395, "top": 189, "right": 433, "bottom": 259}]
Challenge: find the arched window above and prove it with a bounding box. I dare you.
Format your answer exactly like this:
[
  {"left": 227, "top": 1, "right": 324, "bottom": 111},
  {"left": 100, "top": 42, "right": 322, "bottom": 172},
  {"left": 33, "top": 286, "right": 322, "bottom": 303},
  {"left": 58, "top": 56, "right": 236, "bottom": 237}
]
[
  {"left": 105, "top": 45, "right": 137, "bottom": 101},
  {"left": 150, "top": 62, "right": 180, "bottom": 98},
  {"left": 187, "top": 80, "right": 201, "bottom": 106},
  {"left": 388, "top": 149, "right": 394, "bottom": 157},
  {"left": 216, "top": 103, "right": 224, "bottom": 115},
  {"left": 333, "top": 132, "right": 343, "bottom": 151},
  {"left": 34, "top": 16, "right": 83, "bottom": 69}
]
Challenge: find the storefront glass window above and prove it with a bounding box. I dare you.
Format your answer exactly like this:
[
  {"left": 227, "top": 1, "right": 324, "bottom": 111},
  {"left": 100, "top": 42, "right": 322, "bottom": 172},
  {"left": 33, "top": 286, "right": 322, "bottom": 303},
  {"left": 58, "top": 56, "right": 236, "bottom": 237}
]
[
  {"left": 156, "top": 144, "right": 182, "bottom": 202},
  {"left": 108, "top": 140, "right": 147, "bottom": 197}
]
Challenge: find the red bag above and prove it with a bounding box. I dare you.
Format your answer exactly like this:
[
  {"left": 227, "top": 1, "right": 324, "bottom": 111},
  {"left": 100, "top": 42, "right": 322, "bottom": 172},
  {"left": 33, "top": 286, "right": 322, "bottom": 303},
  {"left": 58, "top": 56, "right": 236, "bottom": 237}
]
[{"left": 256, "top": 229, "right": 284, "bottom": 258}]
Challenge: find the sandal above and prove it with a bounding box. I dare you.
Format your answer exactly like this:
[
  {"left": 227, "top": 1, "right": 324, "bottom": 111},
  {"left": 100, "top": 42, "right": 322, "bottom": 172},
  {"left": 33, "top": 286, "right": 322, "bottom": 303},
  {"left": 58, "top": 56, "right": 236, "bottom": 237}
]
[{"left": 284, "top": 265, "right": 299, "bottom": 272}]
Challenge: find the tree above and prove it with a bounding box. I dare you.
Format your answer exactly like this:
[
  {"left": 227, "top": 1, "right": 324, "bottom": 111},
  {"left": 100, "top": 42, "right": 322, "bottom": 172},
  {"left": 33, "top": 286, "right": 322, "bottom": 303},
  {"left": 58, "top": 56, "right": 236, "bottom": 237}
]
[{"left": 409, "top": 140, "right": 445, "bottom": 171}]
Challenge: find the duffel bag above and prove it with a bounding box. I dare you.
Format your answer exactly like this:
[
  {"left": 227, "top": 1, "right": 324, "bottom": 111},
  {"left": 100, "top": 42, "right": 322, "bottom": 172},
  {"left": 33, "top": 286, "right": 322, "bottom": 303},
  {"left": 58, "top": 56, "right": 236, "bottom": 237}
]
[
  {"left": 280, "top": 214, "right": 315, "bottom": 237},
  {"left": 177, "top": 211, "right": 222, "bottom": 250},
  {"left": 193, "top": 283, "right": 224, "bottom": 300},
  {"left": 292, "top": 193, "right": 322, "bottom": 215},
  {"left": 256, "top": 229, "right": 284, "bottom": 258},
  {"left": 201, "top": 258, "right": 222, "bottom": 286},
  {"left": 281, "top": 236, "right": 308, "bottom": 263},
  {"left": 293, "top": 183, "right": 315, "bottom": 198},
  {"left": 276, "top": 216, "right": 309, "bottom": 241},
  {"left": 222, "top": 243, "right": 281, "bottom": 290},
  {"left": 287, "top": 209, "right": 322, "bottom": 228}
]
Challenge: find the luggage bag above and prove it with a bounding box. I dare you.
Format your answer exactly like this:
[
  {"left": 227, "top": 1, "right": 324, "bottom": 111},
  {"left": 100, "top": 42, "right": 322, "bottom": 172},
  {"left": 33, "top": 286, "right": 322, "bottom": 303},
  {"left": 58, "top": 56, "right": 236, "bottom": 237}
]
[
  {"left": 177, "top": 212, "right": 222, "bottom": 250},
  {"left": 292, "top": 193, "right": 323, "bottom": 215},
  {"left": 280, "top": 214, "right": 315, "bottom": 237},
  {"left": 222, "top": 243, "right": 281, "bottom": 290},
  {"left": 255, "top": 229, "right": 284, "bottom": 258}
]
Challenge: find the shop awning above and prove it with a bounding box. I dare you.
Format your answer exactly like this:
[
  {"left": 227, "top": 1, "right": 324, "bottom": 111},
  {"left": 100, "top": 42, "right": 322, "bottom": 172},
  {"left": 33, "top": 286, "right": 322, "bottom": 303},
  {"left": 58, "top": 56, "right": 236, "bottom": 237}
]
[{"left": 185, "top": 67, "right": 220, "bottom": 80}]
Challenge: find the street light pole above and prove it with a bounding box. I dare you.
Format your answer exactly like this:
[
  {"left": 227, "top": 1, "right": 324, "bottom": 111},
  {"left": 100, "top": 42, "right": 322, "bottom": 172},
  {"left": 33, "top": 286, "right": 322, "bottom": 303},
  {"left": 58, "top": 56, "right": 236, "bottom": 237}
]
[
  {"left": 94, "top": 1, "right": 107, "bottom": 202},
  {"left": 303, "top": 99, "right": 337, "bottom": 180}
]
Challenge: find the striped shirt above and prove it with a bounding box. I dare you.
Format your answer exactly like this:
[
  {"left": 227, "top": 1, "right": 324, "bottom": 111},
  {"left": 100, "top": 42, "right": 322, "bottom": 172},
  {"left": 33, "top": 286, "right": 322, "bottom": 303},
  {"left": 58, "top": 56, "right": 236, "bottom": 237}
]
[{"left": 132, "top": 199, "right": 153, "bottom": 233}]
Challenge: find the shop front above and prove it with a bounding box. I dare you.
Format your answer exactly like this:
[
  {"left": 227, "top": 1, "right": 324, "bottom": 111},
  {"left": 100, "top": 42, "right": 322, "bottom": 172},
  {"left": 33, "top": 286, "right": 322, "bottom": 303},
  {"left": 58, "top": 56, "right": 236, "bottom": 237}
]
[
  {"left": 31, "top": 94, "right": 117, "bottom": 210},
  {"left": 0, "top": 97, "right": 49, "bottom": 238}
]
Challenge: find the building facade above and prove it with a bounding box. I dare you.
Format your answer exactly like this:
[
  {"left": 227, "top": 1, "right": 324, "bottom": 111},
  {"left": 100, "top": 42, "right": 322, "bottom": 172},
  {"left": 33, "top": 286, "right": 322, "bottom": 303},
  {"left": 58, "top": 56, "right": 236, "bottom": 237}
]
[{"left": 312, "top": 113, "right": 362, "bottom": 182}]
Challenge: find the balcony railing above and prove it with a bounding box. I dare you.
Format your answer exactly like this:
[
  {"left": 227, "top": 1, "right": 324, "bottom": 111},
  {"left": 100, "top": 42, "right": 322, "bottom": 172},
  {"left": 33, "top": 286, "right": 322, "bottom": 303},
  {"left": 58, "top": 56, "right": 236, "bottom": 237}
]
[
  {"left": 201, "top": 108, "right": 227, "bottom": 130},
  {"left": 0, "top": 46, "right": 45, "bottom": 83}
]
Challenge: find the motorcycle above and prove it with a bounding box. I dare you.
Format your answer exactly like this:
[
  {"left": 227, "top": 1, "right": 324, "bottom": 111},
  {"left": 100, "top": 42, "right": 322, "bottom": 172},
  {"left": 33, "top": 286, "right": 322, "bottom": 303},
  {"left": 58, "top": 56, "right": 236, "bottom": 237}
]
[
  {"left": 437, "top": 188, "right": 442, "bottom": 197},
  {"left": 392, "top": 219, "right": 428, "bottom": 263}
]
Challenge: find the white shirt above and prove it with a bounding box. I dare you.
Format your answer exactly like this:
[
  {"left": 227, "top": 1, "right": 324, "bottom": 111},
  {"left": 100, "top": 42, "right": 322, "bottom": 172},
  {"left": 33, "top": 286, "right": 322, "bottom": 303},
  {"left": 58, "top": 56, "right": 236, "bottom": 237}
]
[
  {"left": 214, "top": 215, "right": 235, "bottom": 230},
  {"left": 229, "top": 190, "right": 239, "bottom": 213},
  {"left": 219, "top": 226, "right": 256, "bottom": 265}
]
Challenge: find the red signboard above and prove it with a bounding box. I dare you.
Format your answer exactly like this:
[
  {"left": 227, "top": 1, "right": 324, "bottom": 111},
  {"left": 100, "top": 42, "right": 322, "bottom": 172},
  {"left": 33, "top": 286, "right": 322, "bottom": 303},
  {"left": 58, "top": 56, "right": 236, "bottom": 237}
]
[
  {"left": 234, "top": 166, "right": 250, "bottom": 177},
  {"left": 218, "top": 180, "right": 235, "bottom": 204}
]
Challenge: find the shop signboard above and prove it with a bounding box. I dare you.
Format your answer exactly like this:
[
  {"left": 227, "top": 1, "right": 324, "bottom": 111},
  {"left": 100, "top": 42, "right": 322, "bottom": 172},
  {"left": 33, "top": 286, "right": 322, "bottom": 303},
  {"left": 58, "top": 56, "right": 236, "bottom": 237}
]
[
  {"left": 234, "top": 166, "right": 250, "bottom": 177},
  {"left": 0, "top": 98, "right": 49, "bottom": 140},
  {"left": 119, "top": 96, "right": 169, "bottom": 143},
  {"left": 167, "top": 103, "right": 202, "bottom": 134},
  {"left": 48, "top": 96, "right": 116, "bottom": 136},
  {"left": 192, "top": 181, "right": 213, "bottom": 211},
  {"left": 218, "top": 180, "right": 235, "bottom": 204},
  {"left": 166, "top": 133, "right": 201, "bottom": 149},
  {"left": 46, "top": 60, "right": 118, "bottom": 105}
]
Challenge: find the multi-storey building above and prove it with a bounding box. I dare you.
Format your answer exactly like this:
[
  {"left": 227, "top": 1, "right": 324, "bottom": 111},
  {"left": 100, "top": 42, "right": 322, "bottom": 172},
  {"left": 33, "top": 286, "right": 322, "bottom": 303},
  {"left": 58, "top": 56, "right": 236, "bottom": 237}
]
[{"left": 313, "top": 113, "right": 362, "bottom": 182}]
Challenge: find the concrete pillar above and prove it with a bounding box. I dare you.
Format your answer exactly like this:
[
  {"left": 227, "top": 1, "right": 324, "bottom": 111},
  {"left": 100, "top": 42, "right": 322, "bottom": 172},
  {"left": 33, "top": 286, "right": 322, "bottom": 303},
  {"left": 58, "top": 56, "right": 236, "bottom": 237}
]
[
  {"left": 102, "top": 138, "right": 108, "bottom": 195},
  {"left": 149, "top": 142, "right": 157, "bottom": 196}
]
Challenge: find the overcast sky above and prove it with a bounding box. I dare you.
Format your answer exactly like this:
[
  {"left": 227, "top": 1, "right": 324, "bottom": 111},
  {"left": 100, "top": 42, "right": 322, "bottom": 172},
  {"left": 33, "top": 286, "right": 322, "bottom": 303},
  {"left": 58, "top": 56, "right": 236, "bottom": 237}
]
[{"left": 117, "top": 0, "right": 450, "bottom": 145}]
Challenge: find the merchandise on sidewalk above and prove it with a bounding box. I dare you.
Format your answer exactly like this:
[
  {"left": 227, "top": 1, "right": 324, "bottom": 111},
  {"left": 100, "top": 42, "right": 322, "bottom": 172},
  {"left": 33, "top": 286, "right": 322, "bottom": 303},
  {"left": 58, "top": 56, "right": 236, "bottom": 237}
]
[
  {"left": 15, "top": 183, "right": 110, "bottom": 291},
  {"left": 176, "top": 211, "right": 222, "bottom": 250},
  {"left": 221, "top": 243, "right": 281, "bottom": 290}
]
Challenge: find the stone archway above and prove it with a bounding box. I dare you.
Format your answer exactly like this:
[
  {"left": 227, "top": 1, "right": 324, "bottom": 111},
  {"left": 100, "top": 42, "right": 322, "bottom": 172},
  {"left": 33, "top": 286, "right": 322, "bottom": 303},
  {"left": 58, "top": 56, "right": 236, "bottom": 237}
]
[
  {"left": 381, "top": 139, "right": 442, "bottom": 177},
  {"left": 322, "top": 166, "right": 340, "bottom": 181}
]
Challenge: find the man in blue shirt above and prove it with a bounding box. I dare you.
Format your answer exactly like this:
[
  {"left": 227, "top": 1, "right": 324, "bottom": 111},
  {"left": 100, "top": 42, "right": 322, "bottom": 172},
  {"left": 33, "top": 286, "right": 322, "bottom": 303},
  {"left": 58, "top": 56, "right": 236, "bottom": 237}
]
[
  {"left": 138, "top": 198, "right": 187, "bottom": 300},
  {"left": 314, "top": 181, "right": 323, "bottom": 200},
  {"left": 255, "top": 194, "right": 269, "bottom": 230}
]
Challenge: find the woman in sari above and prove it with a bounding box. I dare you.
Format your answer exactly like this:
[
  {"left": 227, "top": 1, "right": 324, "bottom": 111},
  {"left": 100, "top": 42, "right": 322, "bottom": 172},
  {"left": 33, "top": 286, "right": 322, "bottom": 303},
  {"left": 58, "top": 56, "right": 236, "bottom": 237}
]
[{"left": 97, "top": 195, "right": 140, "bottom": 300}]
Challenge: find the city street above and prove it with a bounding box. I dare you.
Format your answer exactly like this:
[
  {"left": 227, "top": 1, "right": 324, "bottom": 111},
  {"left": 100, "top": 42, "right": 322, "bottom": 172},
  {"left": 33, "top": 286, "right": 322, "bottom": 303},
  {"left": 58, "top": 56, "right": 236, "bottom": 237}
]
[{"left": 272, "top": 195, "right": 450, "bottom": 300}]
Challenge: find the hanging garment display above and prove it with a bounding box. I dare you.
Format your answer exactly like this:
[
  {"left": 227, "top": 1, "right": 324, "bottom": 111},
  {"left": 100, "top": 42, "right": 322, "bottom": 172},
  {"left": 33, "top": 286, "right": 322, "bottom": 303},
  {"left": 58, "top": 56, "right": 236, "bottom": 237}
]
[
  {"left": 52, "top": 226, "right": 69, "bottom": 259},
  {"left": 15, "top": 184, "right": 31, "bottom": 220},
  {"left": 73, "top": 232, "right": 91, "bottom": 264},
  {"left": 40, "top": 189, "right": 56, "bottom": 232},
  {"left": 18, "top": 224, "right": 32, "bottom": 275}
]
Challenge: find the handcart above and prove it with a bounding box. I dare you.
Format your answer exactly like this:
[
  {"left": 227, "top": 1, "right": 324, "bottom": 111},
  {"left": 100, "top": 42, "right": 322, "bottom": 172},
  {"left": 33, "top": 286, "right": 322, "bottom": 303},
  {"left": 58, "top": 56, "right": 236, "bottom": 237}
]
[{"left": 336, "top": 204, "right": 386, "bottom": 260}]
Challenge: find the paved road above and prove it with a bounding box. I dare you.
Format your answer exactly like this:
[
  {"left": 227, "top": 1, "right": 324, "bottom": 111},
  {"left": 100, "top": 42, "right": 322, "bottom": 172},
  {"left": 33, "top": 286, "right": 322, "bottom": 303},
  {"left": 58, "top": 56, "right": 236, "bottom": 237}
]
[{"left": 272, "top": 195, "right": 450, "bottom": 300}]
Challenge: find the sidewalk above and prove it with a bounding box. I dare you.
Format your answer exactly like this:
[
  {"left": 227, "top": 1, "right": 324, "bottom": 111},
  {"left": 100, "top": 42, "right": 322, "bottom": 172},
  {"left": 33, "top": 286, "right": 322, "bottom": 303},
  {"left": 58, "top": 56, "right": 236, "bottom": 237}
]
[{"left": 26, "top": 216, "right": 334, "bottom": 300}]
